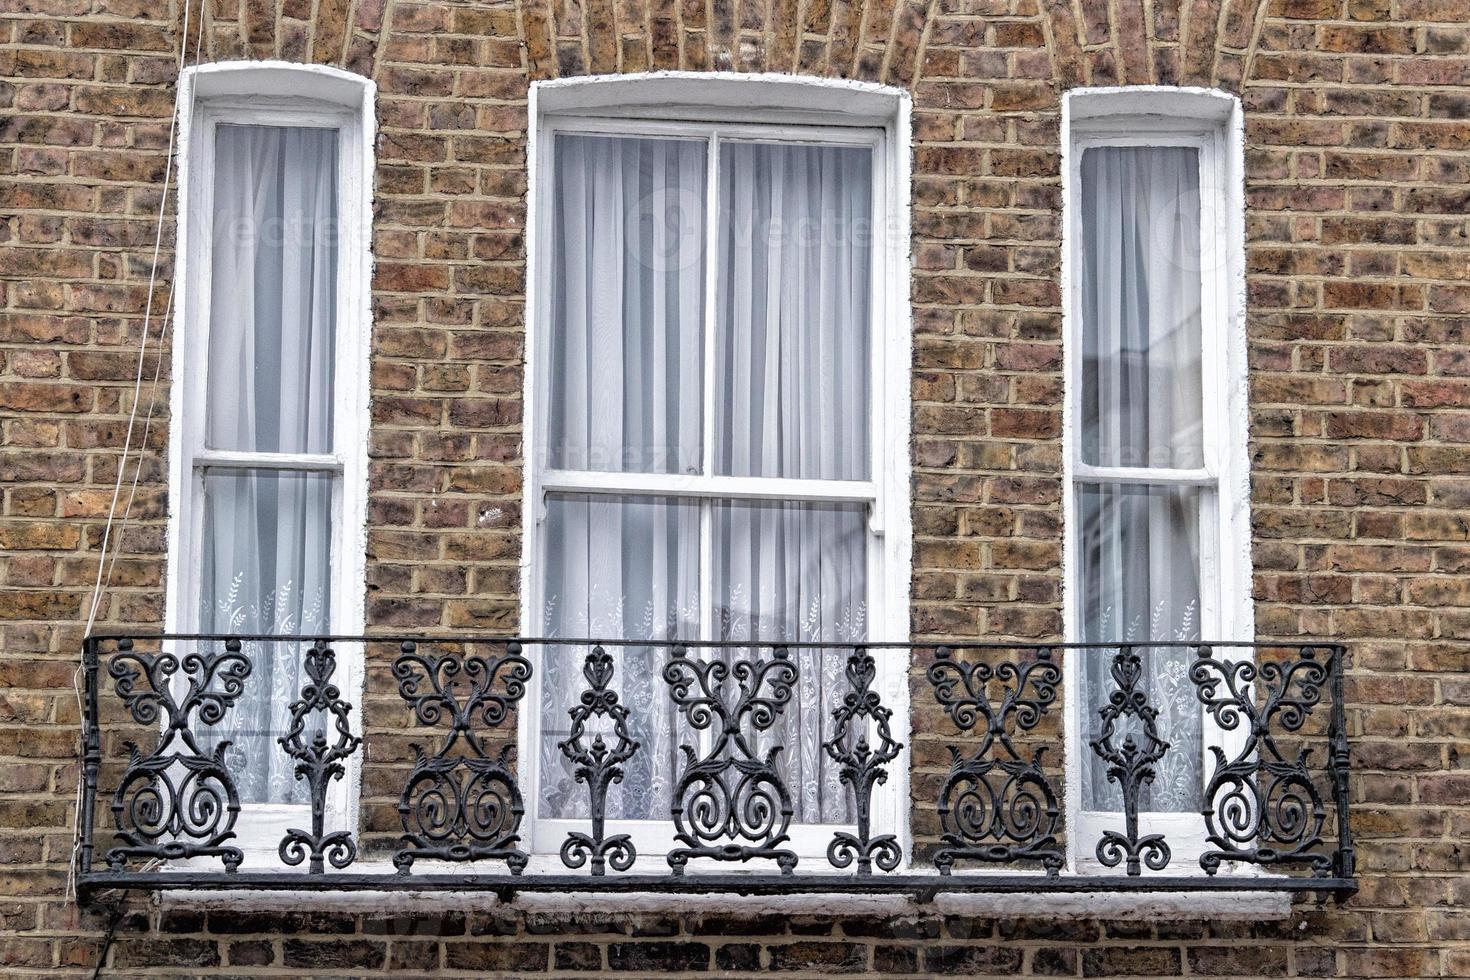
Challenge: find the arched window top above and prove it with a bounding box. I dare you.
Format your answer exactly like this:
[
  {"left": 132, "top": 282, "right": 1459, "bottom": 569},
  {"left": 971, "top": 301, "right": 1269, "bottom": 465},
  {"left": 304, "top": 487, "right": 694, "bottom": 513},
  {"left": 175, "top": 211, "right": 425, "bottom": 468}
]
[
  {"left": 180, "top": 59, "right": 374, "bottom": 109},
  {"left": 533, "top": 71, "right": 908, "bottom": 127},
  {"left": 1065, "top": 85, "right": 1239, "bottom": 124}
]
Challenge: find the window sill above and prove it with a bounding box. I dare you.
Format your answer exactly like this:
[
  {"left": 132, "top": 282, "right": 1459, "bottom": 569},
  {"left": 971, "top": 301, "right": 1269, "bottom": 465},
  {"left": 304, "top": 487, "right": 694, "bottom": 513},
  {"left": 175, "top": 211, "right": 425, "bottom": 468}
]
[
  {"left": 155, "top": 887, "right": 1293, "bottom": 922},
  {"left": 87, "top": 863, "right": 1338, "bottom": 920},
  {"left": 150, "top": 882, "right": 1295, "bottom": 921}
]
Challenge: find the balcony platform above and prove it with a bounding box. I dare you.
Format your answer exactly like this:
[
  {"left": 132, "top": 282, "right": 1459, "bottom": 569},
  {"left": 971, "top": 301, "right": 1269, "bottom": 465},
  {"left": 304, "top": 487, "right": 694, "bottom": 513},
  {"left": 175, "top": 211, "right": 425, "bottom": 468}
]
[{"left": 76, "top": 869, "right": 1357, "bottom": 904}]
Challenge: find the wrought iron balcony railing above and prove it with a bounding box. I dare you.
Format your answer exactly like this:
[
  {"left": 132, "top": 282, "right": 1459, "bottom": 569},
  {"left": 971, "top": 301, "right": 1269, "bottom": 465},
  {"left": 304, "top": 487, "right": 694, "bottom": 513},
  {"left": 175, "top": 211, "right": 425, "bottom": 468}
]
[{"left": 75, "top": 635, "right": 1355, "bottom": 902}]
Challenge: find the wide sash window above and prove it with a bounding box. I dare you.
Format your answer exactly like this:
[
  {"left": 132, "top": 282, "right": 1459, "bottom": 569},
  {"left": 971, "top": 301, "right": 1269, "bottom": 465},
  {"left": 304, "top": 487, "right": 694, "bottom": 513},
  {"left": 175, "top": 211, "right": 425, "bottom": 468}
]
[{"left": 527, "top": 114, "right": 902, "bottom": 861}]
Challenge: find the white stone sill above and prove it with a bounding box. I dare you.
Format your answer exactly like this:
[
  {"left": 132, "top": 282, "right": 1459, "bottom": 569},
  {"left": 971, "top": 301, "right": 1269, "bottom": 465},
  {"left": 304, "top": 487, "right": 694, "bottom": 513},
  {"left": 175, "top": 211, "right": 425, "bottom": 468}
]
[{"left": 149, "top": 866, "right": 1294, "bottom": 921}]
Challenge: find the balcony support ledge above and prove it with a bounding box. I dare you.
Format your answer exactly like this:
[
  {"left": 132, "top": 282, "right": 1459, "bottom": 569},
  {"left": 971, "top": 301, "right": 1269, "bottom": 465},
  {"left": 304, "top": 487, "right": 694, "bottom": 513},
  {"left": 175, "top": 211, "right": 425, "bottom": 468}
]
[{"left": 77, "top": 870, "right": 1356, "bottom": 906}]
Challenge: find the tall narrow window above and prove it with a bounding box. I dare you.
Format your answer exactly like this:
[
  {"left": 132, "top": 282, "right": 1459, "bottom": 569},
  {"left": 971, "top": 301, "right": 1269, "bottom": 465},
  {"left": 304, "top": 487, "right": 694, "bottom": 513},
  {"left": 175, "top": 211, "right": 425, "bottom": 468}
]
[
  {"left": 526, "top": 82, "right": 910, "bottom": 862},
  {"left": 166, "top": 67, "right": 372, "bottom": 839},
  {"left": 200, "top": 124, "right": 340, "bottom": 803},
  {"left": 1064, "top": 91, "right": 1250, "bottom": 863}
]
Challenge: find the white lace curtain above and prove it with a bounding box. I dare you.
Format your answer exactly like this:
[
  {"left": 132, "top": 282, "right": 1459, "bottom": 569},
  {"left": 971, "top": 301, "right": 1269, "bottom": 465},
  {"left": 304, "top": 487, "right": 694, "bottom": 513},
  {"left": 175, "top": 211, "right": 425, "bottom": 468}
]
[
  {"left": 198, "top": 124, "right": 339, "bottom": 804},
  {"left": 539, "top": 134, "right": 871, "bottom": 825},
  {"left": 1077, "top": 145, "right": 1205, "bottom": 813}
]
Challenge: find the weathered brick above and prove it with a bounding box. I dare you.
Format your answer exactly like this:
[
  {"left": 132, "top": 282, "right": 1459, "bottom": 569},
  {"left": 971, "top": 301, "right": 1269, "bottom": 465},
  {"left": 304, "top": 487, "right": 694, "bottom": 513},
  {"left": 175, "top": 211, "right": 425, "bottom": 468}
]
[
  {"left": 444, "top": 941, "right": 548, "bottom": 971},
  {"left": 282, "top": 940, "right": 386, "bottom": 969},
  {"left": 1082, "top": 946, "right": 1183, "bottom": 976},
  {"left": 607, "top": 941, "right": 709, "bottom": 971},
  {"left": 924, "top": 944, "right": 1025, "bottom": 974}
]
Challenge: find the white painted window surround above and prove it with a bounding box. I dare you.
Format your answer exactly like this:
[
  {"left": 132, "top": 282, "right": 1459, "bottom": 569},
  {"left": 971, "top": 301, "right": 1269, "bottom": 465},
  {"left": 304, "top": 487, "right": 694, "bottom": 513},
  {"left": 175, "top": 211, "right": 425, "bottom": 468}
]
[
  {"left": 520, "top": 73, "right": 915, "bottom": 870},
  {"left": 1061, "top": 87, "right": 1253, "bottom": 874},
  {"left": 164, "top": 62, "right": 375, "bottom": 861}
]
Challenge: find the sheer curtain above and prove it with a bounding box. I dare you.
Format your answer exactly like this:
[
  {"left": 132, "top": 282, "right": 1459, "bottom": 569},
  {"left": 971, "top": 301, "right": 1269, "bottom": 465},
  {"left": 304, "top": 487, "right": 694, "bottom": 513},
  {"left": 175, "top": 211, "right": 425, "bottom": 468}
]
[
  {"left": 198, "top": 124, "right": 339, "bottom": 804},
  {"left": 539, "top": 134, "right": 872, "bottom": 827},
  {"left": 713, "top": 142, "right": 871, "bottom": 824},
  {"left": 712, "top": 500, "right": 866, "bottom": 824},
  {"left": 714, "top": 142, "right": 871, "bottom": 483},
  {"left": 540, "top": 135, "right": 707, "bottom": 820},
  {"left": 539, "top": 494, "right": 700, "bottom": 819},
  {"left": 1077, "top": 145, "right": 1204, "bottom": 813},
  {"left": 546, "top": 135, "right": 706, "bottom": 475}
]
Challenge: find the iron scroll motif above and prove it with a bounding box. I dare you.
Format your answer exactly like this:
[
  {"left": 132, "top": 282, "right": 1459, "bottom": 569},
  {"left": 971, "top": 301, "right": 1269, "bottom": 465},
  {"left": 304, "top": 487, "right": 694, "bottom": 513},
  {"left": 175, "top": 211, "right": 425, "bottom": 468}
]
[
  {"left": 1090, "top": 646, "right": 1171, "bottom": 875},
  {"left": 823, "top": 650, "right": 903, "bottom": 874},
  {"left": 278, "top": 643, "right": 361, "bottom": 874},
  {"left": 1190, "top": 645, "right": 1333, "bottom": 876},
  {"left": 105, "top": 638, "right": 251, "bottom": 871},
  {"left": 663, "top": 645, "right": 801, "bottom": 875},
  {"left": 926, "top": 647, "right": 1064, "bottom": 875},
  {"left": 392, "top": 641, "right": 532, "bottom": 875},
  {"left": 558, "top": 646, "right": 640, "bottom": 875}
]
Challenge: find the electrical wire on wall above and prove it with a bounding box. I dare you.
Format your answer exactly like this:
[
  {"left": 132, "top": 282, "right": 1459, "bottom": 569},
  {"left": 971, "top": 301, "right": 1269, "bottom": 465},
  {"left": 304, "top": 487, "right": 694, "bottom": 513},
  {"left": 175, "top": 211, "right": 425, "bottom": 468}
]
[
  {"left": 89, "top": 889, "right": 132, "bottom": 980},
  {"left": 67, "top": 0, "right": 210, "bottom": 911},
  {"left": 81, "top": 1, "right": 206, "bottom": 637}
]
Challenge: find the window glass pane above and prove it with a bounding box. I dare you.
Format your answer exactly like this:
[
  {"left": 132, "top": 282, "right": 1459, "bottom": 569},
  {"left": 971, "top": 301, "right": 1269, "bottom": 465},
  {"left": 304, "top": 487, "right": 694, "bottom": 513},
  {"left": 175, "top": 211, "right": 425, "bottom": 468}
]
[
  {"left": 1080, "top": 145, "right": 1202, "bottom": 470},
  {"left": 715, "top": 142, "right": 872, "bottom": 480},
  {"left": 207, "top": 124, "right": 338, "bottom": 454},
  {"left": 713, "top": 499, "right": 868, "bottom": 642},
  {"left": 1077, "top": 482, "right": 1203, "bottom": 813},
  {"left": 198, "top": 468, "right": 334, "bottom": 805},
  {"left": 537, "top": 495, "right": 868, "bottom": 827},
  {"left": 547, "top": 134, "right": 707, "bottom": 474},
  {"left": 538, "top": 493, "right": 700, "bottom": 820},
  {"left": 714, "top": 500, "right": 867, "bottom": 824}
]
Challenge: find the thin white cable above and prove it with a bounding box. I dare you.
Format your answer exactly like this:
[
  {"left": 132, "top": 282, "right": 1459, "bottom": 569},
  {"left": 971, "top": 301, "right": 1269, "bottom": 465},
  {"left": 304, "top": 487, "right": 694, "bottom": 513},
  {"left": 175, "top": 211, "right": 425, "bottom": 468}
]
[
  {"left": 82, "top": 0, "right": 200, "bottom": 637},
  {"left": 92, "top": 0, "right": 207, "bottom": 629},
  {"left": 70, "top": 0, "right": 205, "bottom": 900},
  {"left": 65, "top": 659, "right": 84, "bottom": 902},
  {"left": 98, "top": 277, "right": 177, "bottom": 601}
]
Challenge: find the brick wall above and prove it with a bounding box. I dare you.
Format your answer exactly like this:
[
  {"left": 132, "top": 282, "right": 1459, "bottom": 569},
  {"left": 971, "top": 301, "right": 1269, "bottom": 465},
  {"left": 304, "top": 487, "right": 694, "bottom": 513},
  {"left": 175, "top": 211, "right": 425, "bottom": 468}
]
[{"left": 3, "top": 0, "right": 1469, "bottom": 974}]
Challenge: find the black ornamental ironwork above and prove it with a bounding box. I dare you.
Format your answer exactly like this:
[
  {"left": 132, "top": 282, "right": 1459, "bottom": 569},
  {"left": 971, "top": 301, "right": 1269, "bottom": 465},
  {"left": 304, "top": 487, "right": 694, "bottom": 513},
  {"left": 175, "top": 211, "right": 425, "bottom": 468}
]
[
  {"left": 76, "top": 635, "right": 1356, "bottom": 902},
  {"left": 557, "top": 645, "right": 640, "bottom": 875},
  {"left": 662, "top": 645, "right": 801, "bottom": 875},
  {"left": 391, "top": 641, "right": 532, "bottom": 875},
  {"left": 927, "top": 646, "right": 1065, "bottom": 876},
  {"left": 823, "top": 649, "right": 904, "bottom": 875},
  {"left": 277, "top": 643, "right": 360, "bottom": 874}
]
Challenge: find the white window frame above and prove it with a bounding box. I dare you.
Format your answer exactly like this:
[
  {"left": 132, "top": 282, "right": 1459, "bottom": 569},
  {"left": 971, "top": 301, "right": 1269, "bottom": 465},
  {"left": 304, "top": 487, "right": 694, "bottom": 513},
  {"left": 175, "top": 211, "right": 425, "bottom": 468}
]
[
  {"left": 1060, "top": 87, "right": 1253, "bottom": 874},
  {"left": 520, "top": 74, "right": 913, "bottom": 871},
  {"left": 163, "top": 62, "right": 375, "bottom": 861}
]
